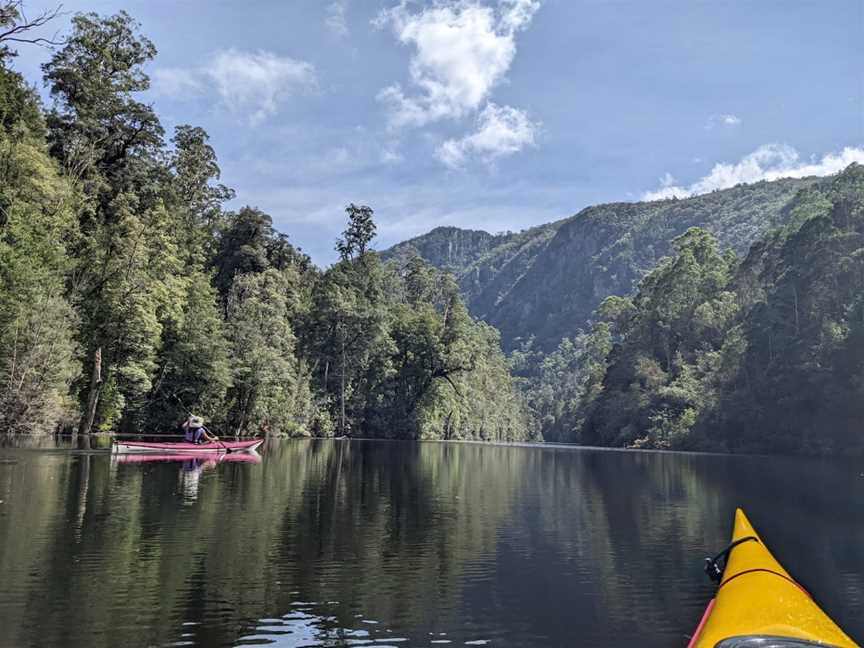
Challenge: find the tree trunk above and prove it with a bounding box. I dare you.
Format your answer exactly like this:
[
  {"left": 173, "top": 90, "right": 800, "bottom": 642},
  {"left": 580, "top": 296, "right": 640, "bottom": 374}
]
[
  {"left": 340, "top": 336, "right": 346, "bottom": 435},
  {"left": 78, "top": 347, "right": 102, "bottom": 436}
]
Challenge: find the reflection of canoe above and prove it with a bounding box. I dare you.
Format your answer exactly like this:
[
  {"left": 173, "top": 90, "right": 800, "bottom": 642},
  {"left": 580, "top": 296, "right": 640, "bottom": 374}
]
[
  {"left": 688, "top": 509, "right": 857, "bottom": 648},
  {"left": 111, "top": 439, "right": 264, "bottom": 454},
  {"left": 113, "top": 451, "right": 262, "bottom": 464}
]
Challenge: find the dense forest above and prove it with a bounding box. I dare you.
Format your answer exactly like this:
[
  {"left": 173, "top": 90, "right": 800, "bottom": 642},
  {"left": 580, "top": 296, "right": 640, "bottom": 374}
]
[
  {"left": 3, "top": 5, "right": 864, "bottom": 456},
  {"left": 513, "top": 166, "right": 864, "bottom": 454},
  {"left": 0, "top": 7, "right": 531, "bottom": 441}
]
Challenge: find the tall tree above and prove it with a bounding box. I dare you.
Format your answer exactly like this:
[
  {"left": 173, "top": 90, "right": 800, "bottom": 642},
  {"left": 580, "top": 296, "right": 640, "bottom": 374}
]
[
  {"left": 212, "top": 206, "right": 275, "bottom": 303},
  {"left": 169, "top": 124, "right": 234, "bottom": 265},
  {"left": 42, "top": 11, "right": 175, "bottom": 434},
  {"left": 336, "top": 203, "right": 376, "bottom": 261}
]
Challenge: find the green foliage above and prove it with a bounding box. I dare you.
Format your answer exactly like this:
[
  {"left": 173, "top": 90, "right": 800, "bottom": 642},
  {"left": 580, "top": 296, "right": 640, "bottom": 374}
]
[
  {"left": 0, "top": 56, "right": 79, "bottom": 432},
  {"left": 716, "top": 165, "right": 864, "bottom": 454},
  {"left": 169, "top": 124, "right": 234, "bottom": 265},
  {"left": 212, "top": 207, "right": 308, "bottom": 303},
  {"left": 302, "top": 247, "right": 531, "bottom": 441},
  {"left": 523, "top": 165, "right": 864, "bottom": 455},
  {"left": 577, "top": 228, "right": 739, "bottom": 449},
  {"left": 374, "top": 281, "right": 531, "bottom": 441},
  {"left": 226, "top": 268, "right": 315, "bottom": 437},
  {"left": 145, "top": 272, "right": 231, "bottom": 431}
]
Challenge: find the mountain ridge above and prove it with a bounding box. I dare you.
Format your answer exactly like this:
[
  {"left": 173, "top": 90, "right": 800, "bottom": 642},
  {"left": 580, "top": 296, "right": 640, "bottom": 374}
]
[{"left": 383, "top": 176, "right": 821, "bottom": 350}]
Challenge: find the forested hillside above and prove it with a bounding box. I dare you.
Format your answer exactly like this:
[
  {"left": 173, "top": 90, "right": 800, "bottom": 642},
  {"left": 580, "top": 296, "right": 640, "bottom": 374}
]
[
  {"left": 0, "top": 9, "right": 531, "bottom": 441},
  {"left": 386, "top": 178, "right": 815, "bottom": 351},
  {"left": 516, "top": 165, "right": 864, "bottom": 454}
]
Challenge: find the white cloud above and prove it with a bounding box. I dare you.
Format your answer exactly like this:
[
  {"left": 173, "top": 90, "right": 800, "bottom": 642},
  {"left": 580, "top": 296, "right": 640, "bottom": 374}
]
[
  {"left": 706, "top": 113, "right": 741, "bottom": 129},
  {"left": 326, "top": 1, "right": 349, "bottom": 38},
  {"left": 643, "top": 144, "right": 864, "bottom": 201},
  {"left": 436, "top": 102, "right": 538, "bottom": 167},
  {"left": 151, "top": 49, "right": 316, "bottom": 126},
  {"left": 206, "top": 49, "right": 316, "bottom": 125},
  {"left": 150, "top": 68, "right": 203, "bottom": 96},
  {"left": 375, "top": 0, "right": 541, "bottom": 129}
]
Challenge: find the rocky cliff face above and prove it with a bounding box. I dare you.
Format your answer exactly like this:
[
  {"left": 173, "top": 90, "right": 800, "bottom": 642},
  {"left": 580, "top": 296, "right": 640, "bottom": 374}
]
[
  {"left": 383, "top": 177, "right": 818, "bottom": 351},
  {"left": 382, "top": 226, "right": 512, "bottom": 273}
]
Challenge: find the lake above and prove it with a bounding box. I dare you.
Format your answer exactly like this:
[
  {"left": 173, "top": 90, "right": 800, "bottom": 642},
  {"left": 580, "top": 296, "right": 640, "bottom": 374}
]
[{"left": 1, "top": 439, "right": 862, "bottom": 647}]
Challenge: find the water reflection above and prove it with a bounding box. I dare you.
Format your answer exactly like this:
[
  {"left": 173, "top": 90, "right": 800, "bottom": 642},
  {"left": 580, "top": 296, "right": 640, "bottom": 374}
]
[
  {"left": 109, "top": 452, "right": 263, "bottom": 504},
  {"left": 0, "top": 440, "right": 862, "bottom": 648}
]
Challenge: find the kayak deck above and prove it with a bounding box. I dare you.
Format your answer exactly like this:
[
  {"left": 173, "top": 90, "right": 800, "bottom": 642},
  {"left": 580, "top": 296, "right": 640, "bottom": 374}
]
[
  {"left": 689, "top": 509, "right": 858, "bottom": 647},
  {"left": 112, "top": 439, "right": 264, "bottom": 454}
]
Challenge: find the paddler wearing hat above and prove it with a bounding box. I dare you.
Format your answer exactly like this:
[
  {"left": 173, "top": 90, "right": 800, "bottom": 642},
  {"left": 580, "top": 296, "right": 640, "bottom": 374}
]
[{"left": 181, "top": 415, "right": 219, "bottom": 444}]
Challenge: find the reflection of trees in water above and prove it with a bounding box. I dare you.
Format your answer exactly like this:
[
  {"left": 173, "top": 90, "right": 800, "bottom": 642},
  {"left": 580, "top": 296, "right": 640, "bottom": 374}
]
[
  {"left": 0, "top": 441, "right": 527, "bottom": 647},
  {"left": 523, "top": 449, "right": 864, "bottom": 644},
  {"left": 517, "top": 450, "right": 726, "bottom": 644},
  {"left": 1, "top": 443, "right": 862, "bottom": 647},
  {"left": 272, "top": 441, "right": 528, "bottom": 635},
  {"left": 0, "top": 452, "right": 74, "bottom": 648}
]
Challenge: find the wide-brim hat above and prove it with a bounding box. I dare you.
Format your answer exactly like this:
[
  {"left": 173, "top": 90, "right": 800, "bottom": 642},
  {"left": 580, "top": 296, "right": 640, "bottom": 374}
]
[{"left": 188, "top": 415, "right": 204, "bottom": 429}]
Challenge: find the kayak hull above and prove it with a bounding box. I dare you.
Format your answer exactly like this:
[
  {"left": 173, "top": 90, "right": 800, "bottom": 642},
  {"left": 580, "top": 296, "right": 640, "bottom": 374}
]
[
  {"left": 112, "top": 439, "right": 264, "bottom": 454},
  {"left": 689, "top": 509, "right": 858, "bottom": 647},
  {"left": 113, "top": 451, "right": 262, "bottom": 464}
]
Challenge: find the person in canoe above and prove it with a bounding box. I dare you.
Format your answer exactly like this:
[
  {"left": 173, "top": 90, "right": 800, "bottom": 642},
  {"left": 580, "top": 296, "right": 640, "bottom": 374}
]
[{"left": 181, "top": 415, "right": 219, "bottom": 444}]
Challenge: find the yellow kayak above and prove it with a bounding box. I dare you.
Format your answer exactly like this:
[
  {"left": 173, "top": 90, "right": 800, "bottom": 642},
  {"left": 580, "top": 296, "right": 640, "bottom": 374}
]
[{"left": 688, "top": 509, "right": 859, "bottom": 648}]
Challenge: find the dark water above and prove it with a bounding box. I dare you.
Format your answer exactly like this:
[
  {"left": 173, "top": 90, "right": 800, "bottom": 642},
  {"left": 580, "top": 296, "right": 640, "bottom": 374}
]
[{"left": 1, "top": 440, "right": 863, "bottom": 648}]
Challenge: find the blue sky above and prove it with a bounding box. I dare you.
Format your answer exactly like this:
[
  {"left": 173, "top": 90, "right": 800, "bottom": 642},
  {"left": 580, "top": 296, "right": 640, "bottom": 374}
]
[{"left": 12, "top": 0, "right": 864, "bottom": 264}]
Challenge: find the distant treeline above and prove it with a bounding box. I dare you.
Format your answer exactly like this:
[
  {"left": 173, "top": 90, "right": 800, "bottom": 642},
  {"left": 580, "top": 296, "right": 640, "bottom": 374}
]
[
  {"left": 514, "top": 165, "right": 864, "bottom": 455},
  {"left": 0, "top": 8, "right": 531, "bottom": 441}
]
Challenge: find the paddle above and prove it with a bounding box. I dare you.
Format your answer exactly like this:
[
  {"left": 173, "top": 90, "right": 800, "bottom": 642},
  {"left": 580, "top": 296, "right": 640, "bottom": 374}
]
[{"left": 206, "top": 427, "right": 232, "bottom": 454}]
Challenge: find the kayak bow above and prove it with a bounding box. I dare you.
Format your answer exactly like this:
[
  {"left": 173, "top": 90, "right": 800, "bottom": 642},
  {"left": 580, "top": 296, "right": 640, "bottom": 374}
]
[
  {"left": 688, "top": 509, "right": 858, "bottom": 648},
  {"left": 112, "top": 439, "right": 264, "bottom": 454}
]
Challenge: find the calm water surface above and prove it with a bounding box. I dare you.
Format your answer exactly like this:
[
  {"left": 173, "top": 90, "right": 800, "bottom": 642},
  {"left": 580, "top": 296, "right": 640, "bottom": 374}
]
[{"left": 1, "top": 439, "right": 863, "bottom": 647}]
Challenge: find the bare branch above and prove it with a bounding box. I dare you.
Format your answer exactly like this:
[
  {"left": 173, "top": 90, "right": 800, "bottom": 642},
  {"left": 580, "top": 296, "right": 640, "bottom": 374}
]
[{"left": 0, "top": 2, "right": 66, "bottom": 52}]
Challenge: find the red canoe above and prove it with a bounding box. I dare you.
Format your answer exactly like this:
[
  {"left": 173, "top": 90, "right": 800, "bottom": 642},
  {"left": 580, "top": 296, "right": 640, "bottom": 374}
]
[{"left": 111, "top": 439, "right": 264, "bottom": 454}]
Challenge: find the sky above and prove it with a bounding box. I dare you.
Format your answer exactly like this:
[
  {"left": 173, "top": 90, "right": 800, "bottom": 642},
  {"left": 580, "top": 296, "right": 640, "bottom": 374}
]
[{"left": 11, "top": 0, "right": 864, "bottom": 265}]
